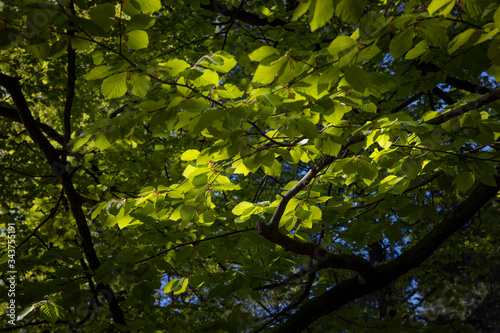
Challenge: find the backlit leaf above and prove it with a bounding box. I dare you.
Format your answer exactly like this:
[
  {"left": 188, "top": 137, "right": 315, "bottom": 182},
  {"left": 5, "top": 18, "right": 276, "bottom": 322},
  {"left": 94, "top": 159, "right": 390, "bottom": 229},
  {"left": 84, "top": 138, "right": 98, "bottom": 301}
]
[
  {"left": 310, "top": 0, "right": 334, "bottom": 31},
  {"left": 125, "top": 30, "right": 149, "bottom": 50},
  {"left": 102, "top": 73, "right": 127, "bottom": 99}
]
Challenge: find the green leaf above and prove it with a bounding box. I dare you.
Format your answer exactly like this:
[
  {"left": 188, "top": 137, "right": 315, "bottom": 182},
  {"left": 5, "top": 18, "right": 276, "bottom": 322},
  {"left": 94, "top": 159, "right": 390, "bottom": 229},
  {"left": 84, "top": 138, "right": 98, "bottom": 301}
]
[
  {"left": 181, "top": 149, "right": 200, "bottom": 161},
  {"left": 344, "top": 66, "right": 371, "bottom": 93},
  {"left": 376, "top": 134, "right": 392, "bottom": 149},
  {"left": 418, "top": 19, "right": 449, "bottom": 46},
  {"left": 378, "top": 175, "right": 405, "bottom": 194},
  {"left": 448, "top": 29, "right": 478, "bottom": 54},
  {"left": 174, "top": 278, "right": 189, "bottom": 295},
  {"left": 405, "top": 40, "right": 429, "bottom": 59},
  {"left": 297, "top": 118, "right": 318, "bottom": 138},
  {"left": 84, "top": 65, "right": 114, "bottom": 80},
  {"left": 0, "top": 28, "right": 20, "bottom": 49},
  {"left": 334, "top": 0, "right": 366, "bottom": 25},
  {"left": 180, "top": 205, "right": 195, "bottom": 222},
  {"left": 192, "top": 173, "right": 208, "bottom": 187},
  {"left": 262, "top": 159, "right": 282, "bottom": 177},
  {"left": 495, "top": 6, "right": 500, "bottom": 29},
  {"left": 427, "top": 0, "right": 455, "bottom": 16},
  {"left": 390, "top": 27, "right": 414, "bottom": 59},
  {"left": 232, "top": 201, "right": 254, "bottom": 215},
  {"left": 127, "top": 14, "right": 156, "bottom": 30},
  {"left": 310, "top": 0, "right": 334, "bottom": 32},
  {"left": 293, "top": 1, "right": 311, "bottom": 21},
  {"left": 94, "top": 133, "right": 111, "bottom": 150},
  {"left": 161, "top": 59, "right": 191, "bottom": 76},
  {"left": 314, "top": 136, "right": 341, "bottom": 155},
  {"left": 50, "top": 38, "right": 68, "bottom": 59},
  {"left": 26, "top": 43, "right": 50, "bottom": 59},
  {"left": 384, "top": 224, "right": 401, "bottom": 242},
  {"left": 38, "top": 302, "right": 59, "bottom": 323},
  {"left": 130, "top": 74, "right": 151, "bottom": 97},
  {"left": 192, "top": 69, "right": 219, "bottom": 87},
  {"left": 253, "top": 57, "right": 287, "bottom": 84},
  {"left": 359, "top": 11, "right": 391, "bottom": 40},
  {"left": 89, "top": 3, "right": 115, "bottom": 32},
  {"left": 256, "top": 93, "right": 282, "bottom": 107},
  {"left": 201, "top": 51, "right": 237, "bottom": 73},
  {"left": 327, "top": 35, "right": 357, "bottom": 57},
  {"left": 216, "top": 84, "right": 244, "bottom": 98},
  {"left": 164, "top": 278, "right": 190, "bottom": 294},
  {"left": 125, "top": 30, "right": 149, "bottom": 50},
  {"left": 357, "top": 158, "right": 378, "bottom": 183},
  {"left": 132, "top": 0, "right": 161, "bottom": 12},
  {"left": 248, "top": 46, "right": 280, "bottom": 61},
  {"left": 102, "top": 73, "right": 127, "bottom": 99},
  {"left": 454, "top": 171, "right": 475, "bottom": 192}
]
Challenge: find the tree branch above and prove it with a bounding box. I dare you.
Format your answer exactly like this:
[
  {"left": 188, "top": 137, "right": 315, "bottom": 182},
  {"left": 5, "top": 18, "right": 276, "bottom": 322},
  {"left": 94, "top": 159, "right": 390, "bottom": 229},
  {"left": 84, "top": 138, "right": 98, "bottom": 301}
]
[
  {"left": 432, "top": 86, "right": 455, "bottom": 105},
  {"left": 426, "top": 88, "right": 500, "bottom": 125},
  {"left": 266, "top": 155, "right": 334, "bottom": 230},
  {"left": 256, "top": 220, "right": 377, "bottom": 279},
  {"left": 390, "top": 91, "right": 425, "bottom": 114},
  {"left": 136, "top": 228, "right": 253, "bottom": 264},
  {"left": 63, "top": 13, "right": 76, "bottom": 146},
  {"left": 0, "top": 72, "right": 127, "bottom": 328},
  {"left": 256, "top": 133, "right": 375, "bottom": 277}
]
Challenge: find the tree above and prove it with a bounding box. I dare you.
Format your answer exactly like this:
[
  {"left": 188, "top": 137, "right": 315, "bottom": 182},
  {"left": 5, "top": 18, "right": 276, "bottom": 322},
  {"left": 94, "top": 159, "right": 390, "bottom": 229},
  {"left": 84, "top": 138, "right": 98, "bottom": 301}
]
[{"left": 1, "top": 0, "right": 500, "bottom": 331}]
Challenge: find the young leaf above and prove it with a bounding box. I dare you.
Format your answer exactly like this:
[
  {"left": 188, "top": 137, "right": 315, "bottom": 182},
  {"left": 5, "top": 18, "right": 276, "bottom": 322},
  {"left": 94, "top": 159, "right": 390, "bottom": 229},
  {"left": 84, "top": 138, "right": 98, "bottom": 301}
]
[{"left": 17, "top": 305, "right": 35, "bottom": 321}]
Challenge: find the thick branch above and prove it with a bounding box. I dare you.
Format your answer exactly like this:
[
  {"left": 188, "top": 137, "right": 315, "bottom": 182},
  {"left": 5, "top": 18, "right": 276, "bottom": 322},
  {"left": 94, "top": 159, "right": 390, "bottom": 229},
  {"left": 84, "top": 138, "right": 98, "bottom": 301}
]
[
  {"left": 0, "top": 74, "right": 62, "bottom": 163},
  {"left": 63, "top": 32, "right": 76, "bottom": 145},
  {"left": 258, "top": 133, "right": 374, "bottom": 276},
  {"left": 256, "top": 220, "right": 377, "bottom": 279},
  {"left": 432, "top": 86, "right": 455, "bottom": 105},
  {"left": 426, "top": 88, "right": 500, "bottom": 125},
  {"left": 382, "top": 181, "right": 500, "bottom": 277},
  {"left": 276, "top": 178, "right": 500, "bottom": 332}
]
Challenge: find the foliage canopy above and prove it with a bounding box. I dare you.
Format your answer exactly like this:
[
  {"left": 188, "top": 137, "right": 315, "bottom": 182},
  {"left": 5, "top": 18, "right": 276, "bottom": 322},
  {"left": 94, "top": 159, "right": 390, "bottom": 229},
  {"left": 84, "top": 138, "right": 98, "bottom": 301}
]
[{"left": 1, "top": 0, "right": 500, "bottom": 332}]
